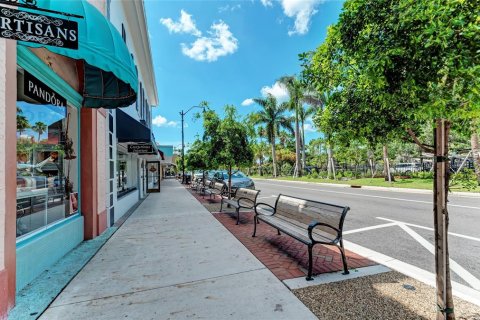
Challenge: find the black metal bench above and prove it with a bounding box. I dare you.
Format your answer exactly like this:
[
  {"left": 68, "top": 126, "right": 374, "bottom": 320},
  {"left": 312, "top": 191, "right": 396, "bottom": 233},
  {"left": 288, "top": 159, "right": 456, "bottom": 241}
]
[
  {"left": 204, "top": 181, "right": 226, "bottom": 199},
  {"left": 253, "top": 194, "right": 350, "bottom": 281},
  {"left": 220, "top": 187, "right": 260, "bottom": 225}
]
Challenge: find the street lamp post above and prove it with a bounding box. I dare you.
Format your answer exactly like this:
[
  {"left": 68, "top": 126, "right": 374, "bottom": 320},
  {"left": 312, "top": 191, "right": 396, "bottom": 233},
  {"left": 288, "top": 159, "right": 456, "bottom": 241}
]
[{"left": 180, "top": 106, "right": 205, "bottom": 184}]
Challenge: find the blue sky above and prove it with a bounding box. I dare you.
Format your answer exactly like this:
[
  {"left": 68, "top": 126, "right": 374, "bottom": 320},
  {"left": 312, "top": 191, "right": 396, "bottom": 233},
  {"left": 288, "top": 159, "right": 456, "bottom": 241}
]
[{"left": 144, "top": 0, "right": 344, "bottom": 149}]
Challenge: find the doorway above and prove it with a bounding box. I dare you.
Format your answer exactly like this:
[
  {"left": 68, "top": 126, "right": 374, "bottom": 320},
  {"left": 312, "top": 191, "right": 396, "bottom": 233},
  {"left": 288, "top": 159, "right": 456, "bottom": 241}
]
[{"left": 146, "top": 161, "right": 160, "bottom": 193}]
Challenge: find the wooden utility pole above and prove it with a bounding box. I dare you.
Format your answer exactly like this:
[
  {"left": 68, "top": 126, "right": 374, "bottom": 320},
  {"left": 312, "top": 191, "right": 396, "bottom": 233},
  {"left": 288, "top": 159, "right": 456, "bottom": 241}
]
[{"left": 434, "top": 119, "right": 455, "bottom": 320}]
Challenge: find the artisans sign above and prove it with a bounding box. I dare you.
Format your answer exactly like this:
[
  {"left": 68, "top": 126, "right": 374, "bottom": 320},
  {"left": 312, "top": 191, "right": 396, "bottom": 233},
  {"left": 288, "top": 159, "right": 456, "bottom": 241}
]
[
  {"left": 24, "top": 70, "right": 67, "bottom": 106},
  {"left": 0, "top": 7, "right": 78, "bottom": 49},
  {"left": 128, "top": 144, "right": 154, "bottom": 154}
]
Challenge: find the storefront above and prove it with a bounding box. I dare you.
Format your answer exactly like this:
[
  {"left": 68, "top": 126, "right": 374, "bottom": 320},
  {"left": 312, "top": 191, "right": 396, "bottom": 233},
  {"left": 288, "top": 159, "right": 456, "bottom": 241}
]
[
  {"left": 15, "top": 47, "right": 84, "bottom": 292},
  {"left": 5, "top": 0, "right": 139, "bottom": 298},
  {"left": 113, "top": 109, "right": 160, "bottom": 220}
]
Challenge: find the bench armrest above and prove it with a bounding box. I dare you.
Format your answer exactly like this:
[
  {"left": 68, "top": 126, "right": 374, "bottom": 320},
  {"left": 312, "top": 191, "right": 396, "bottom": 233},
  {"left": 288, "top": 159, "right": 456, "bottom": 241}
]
[
  {"left": 254, "top": 203, "right": 275, "bottom": 216},
  {"left": 237, "top": 197, "right": 255, "bottom": 208},
  {"left": 308, "top": 221, "right": 341, "bottom": 243}
]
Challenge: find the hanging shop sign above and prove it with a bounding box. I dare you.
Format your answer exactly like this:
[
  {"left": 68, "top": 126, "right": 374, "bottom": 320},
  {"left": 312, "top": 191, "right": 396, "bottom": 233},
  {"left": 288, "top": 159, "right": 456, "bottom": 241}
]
[
  {"left": 24, "top": 70, "right": 67, "bottom": 106},
  {"left": 128, "top": 144, "right": 153, "bottom": 154},
  {"left": 0, "top": 6, "right": 78, "bottom": 48}
]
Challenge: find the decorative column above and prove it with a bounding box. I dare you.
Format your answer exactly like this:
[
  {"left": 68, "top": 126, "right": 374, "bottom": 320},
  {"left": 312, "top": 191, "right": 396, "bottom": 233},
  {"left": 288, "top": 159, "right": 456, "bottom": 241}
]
[{"left": 0, "top": 38, "right": 17, "bottom": 317}]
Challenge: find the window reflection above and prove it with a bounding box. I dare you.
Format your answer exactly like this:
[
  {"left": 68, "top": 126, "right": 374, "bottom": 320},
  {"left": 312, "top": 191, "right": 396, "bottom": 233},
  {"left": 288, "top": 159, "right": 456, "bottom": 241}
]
[{"left": 16, "top": 68, "right": 79, "bottom": 238}]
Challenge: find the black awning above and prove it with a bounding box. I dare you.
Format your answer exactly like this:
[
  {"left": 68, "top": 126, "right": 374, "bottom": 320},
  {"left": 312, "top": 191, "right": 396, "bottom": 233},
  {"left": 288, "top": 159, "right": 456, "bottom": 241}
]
[{"left": 116, "top": 109, "right": 151, "bottom": 143}]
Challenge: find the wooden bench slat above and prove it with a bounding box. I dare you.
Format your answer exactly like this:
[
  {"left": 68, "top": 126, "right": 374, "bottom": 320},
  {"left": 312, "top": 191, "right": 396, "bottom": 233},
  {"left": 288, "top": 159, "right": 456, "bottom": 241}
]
[
  {"left": 253, "top": 194, "right": 350, "bottom": 281},
  {"left": 220, "top": 187, "right": 260, "bottom": 225}
]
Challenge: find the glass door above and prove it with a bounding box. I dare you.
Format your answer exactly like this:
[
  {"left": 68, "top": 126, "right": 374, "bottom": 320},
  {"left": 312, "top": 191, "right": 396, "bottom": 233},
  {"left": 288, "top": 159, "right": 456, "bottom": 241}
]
[{"left": 146, "top": 161, "right": 160, "bottom": 193}]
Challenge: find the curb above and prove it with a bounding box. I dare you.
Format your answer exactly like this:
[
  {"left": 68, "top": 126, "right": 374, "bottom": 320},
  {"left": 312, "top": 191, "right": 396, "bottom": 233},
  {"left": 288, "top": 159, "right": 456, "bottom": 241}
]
[{"left": 252, "top": 178, "right": 479, "bottom": 198}]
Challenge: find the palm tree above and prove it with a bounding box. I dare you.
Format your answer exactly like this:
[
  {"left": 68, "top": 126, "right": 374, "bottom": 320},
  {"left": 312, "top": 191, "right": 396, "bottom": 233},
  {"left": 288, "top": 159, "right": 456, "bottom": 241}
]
[
  {"left": 31, "top": 121, "right": 47, "bottom": 142},
  {"left": 301, "top": 87, "right": 329, "bottom": 170},
  {"left": 278, "top": 75, "right": 304, "bottom": 177},
  {"left": 252, "top": 94, "right": 293, "bottom": 177},
  {"left": 17, "top": 115, "right": 30, "bottom": 136}
]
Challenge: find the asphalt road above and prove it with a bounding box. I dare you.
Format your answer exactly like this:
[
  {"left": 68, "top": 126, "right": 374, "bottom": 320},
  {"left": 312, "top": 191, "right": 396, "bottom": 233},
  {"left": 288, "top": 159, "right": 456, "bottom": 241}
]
[{"left": 253, "top": 179, "right": 480, "bottom": 289}]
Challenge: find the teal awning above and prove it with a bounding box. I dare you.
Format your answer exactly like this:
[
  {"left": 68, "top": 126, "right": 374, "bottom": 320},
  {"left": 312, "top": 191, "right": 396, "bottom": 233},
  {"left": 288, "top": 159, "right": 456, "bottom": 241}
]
[{"left": 18, "top": 0, "right": 138, "bottom": 109}]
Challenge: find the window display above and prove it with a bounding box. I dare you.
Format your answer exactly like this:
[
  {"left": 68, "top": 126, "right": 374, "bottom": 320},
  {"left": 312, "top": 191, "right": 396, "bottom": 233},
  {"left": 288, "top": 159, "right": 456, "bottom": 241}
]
[
  {"left": 116, "top": 152, "right": 137, "bottom": 198},
  {"left": 16, "top": 68, "right": 79, "bottom": 238}
]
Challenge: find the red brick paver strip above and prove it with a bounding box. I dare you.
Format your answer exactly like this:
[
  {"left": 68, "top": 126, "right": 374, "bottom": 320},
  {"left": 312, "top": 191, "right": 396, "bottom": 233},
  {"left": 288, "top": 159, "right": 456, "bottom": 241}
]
[{"left": 185, "top": 185, "right": 376, "bottom": 281}]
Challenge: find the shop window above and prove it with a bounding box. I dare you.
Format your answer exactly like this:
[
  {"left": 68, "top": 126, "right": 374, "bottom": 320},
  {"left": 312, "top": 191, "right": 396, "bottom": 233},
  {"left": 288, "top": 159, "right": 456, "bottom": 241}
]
[
  {"left": 116, "top": 152, "right": 137, "bottom": 198},
  {"left": 16, "top": 68, "right": 79, "bottom": 238}
]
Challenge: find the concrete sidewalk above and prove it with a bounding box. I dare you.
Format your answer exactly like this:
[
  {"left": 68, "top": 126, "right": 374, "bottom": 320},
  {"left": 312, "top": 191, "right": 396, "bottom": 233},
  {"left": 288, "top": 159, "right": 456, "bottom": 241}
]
[{"left": 40, "top": 180, "right": 316, "bottom": 320}]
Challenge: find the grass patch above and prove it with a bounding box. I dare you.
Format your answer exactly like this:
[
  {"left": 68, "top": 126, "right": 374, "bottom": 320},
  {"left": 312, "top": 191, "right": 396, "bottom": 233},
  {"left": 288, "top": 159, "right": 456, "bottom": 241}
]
[{"left": 250, "top": 175, "right": 480, "bottom": 193}]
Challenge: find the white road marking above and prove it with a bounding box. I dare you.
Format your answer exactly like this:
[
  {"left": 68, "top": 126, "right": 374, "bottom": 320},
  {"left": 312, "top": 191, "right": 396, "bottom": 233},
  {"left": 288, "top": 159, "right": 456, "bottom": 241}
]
[
  {"left": 255, "top": 181, "right": 480, "bottom": 210},
  {"left": 396, "top": 223, "right": 480, "bottom": 291},
  {"left": 343, "top": 240, "right": 480, "bottom": 306},
  {"left": 377, "top": 217, "right": 480, "bottom": 243},
  {"left": 343, "top": 222, "right": 397, "bottom": 235}
]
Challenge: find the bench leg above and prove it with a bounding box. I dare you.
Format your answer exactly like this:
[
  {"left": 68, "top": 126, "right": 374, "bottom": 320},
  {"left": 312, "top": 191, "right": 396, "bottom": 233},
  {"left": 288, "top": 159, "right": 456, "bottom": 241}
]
[
  {"left": 306, "top": 245, "right": 314, "bottom": 281},
  {"left": 339, "top": 240, "right": 350, "bottom": 275},
  {"left": 236, "top": 207, "right": 240, "bottom": 225},
  {"left": 220, "top": 199, "right": 223, "bottom": 212},
  {"left": 277, "top": 229, "right": 281, "bottom": 235},
  {"left": 252, "top": 216, "right": 257, "bottom": 237}
]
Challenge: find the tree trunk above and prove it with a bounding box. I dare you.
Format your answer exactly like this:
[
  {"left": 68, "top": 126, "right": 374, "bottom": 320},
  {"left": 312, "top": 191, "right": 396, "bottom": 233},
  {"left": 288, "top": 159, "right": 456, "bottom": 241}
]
[
  {"left": 383, "top": 144, "right": 394, "bottom": 182},
  {"left": 271, "top": 138, "right": 277, "bottom": 178},
  {"left": 294, "top": 108, "right": 302, "bottom": 177},
  {"left": 301, "top": 119, "right": 306, "bottom": 171},
  {"left": 326, "top": 140, "right": 335, "bottom": 179},
  {"left": 368, "top": 149, "right": 376, "bottom": 178},
  {"left": 470, "top": 125, "right": 480, "bottom": 185},
  {"left": 228, "top": 165, "right": 232, "bottom": 200},
  {"left": 434, "top": 119, "right": 455, "bottom": 320}
]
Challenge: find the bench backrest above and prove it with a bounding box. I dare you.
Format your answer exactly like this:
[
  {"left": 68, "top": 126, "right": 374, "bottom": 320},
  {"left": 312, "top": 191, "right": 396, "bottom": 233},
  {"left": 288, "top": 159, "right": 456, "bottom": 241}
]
[
  {"left": 214, "top": 182, "right": 226, "bottom": 191},
  {"left": 274, "top": 194, "right": 349, "bottom": 238},
  {"left": 234, "top": 188, "right": 259, "bottom": 208}
]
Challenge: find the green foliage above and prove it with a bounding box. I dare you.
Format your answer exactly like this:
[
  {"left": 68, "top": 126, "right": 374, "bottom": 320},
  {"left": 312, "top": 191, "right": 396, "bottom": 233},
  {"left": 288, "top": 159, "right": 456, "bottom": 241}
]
[
  {"left": 250, "top": 94, "right": 294, "bottom": 144},
  {"left": 281, "top": 162, "right": 293, "bottom": 176},
  {"left": 303, "top": 0, "right": 479, "bottom": 146},
  {"left": 185, "top": 139, "right": 209, "bottom": 171},
  {"left": 17, "top": 114, "right": 30, "bottom": 135},
  {"left": 450, "top": 169, "right": 478, "bottom": 191},
  {"left": 202, "top": 105, "right": 254, "bottom": 170},
  {"left": 31, "top": 121, "right": 47, "bottom": 142}
]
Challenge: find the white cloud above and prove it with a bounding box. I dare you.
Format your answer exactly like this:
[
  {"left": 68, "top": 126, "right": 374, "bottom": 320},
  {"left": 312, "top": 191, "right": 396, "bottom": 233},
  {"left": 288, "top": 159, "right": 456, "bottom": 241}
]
[
  {"left": 181, "top": 21, "right": 238, "bottom": 62},
  {"left": 260, "top": 0, "right": 273, "bottom": 7},
  {"left": 281, "top": 0, "right": 324, "bottom": 36},
  {"left": 219, "top": 4, "right": 242, "bottom": 13},
  {"left": 241, "top": 98, "right": 254, "bottom": 106},
  {"left": 152, "top": 115, "right": 179, "bottom": 128},
  {"left": 160, "top": 10, "right": 202, "bottom": 37},
  {"left": 261, "top": 81, "right": 289, "bottom": 103}
]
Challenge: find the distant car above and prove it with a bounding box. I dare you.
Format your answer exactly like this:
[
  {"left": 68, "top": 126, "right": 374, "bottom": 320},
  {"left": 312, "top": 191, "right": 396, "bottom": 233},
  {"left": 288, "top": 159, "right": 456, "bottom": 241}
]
[
  {"left": 213, "top": 170, "right": 255, "bottom": 189},
  {"left": 392, "top": 163, "right": 420, "bottom": 174},
  {"left": 193, "top": 171, "right": 204, "bottom": 180}
]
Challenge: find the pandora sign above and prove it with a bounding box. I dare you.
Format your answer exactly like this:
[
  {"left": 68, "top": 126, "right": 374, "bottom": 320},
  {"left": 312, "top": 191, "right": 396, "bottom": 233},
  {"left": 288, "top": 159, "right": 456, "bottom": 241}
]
[{"left": 0, "top": 7, "right": 78, "bottom": 49}]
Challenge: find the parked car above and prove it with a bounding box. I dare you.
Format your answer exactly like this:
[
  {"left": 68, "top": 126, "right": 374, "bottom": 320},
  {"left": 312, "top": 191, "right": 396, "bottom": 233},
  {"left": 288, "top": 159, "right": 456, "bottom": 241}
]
[
  {"left": 392, "top": 163, "right": 421, "bottom": 174},
  {"left": 213, "top": 170, "right": 255, "bottom": 189},
  {"left": 193, "top": 170, "right": 204, "bottom": 180}
]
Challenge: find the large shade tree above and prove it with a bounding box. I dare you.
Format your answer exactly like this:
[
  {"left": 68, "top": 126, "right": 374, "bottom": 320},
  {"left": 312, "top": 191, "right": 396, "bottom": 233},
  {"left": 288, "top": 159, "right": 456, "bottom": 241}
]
[
  {"left": 302, "top": 0, "right": 479, "bottom": 318},
  {"left": 202, "top": 105, "right": 254, "bottom": 196},
  {"left": 251, "top": 94, "right": 294, "bottom": 177}
]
